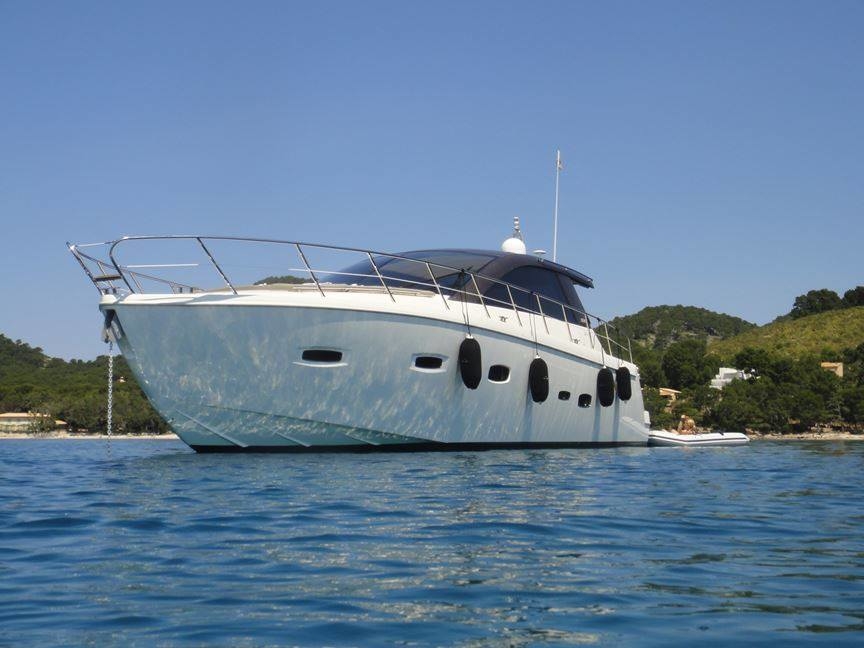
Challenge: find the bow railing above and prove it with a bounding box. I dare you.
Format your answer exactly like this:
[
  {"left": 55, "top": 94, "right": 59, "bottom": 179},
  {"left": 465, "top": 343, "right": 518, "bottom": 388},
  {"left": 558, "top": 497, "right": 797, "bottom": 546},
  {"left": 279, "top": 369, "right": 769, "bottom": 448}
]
[{"left": 68, "top": 235, "right": 632, "bottom": 363}]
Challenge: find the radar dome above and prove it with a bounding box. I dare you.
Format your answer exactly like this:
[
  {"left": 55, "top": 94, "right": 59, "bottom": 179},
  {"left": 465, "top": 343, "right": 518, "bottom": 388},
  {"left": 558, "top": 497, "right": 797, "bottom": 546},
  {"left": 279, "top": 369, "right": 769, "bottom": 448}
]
[{"left": 501, "top": 217, "right": 527, "bottom": 254}]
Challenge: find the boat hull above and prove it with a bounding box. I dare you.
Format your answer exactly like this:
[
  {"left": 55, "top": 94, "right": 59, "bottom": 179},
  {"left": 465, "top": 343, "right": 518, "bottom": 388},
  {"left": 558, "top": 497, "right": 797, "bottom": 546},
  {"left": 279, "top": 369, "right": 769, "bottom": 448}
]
[{"left": 106, "top": 295, "right": 650, "bottom": 451}]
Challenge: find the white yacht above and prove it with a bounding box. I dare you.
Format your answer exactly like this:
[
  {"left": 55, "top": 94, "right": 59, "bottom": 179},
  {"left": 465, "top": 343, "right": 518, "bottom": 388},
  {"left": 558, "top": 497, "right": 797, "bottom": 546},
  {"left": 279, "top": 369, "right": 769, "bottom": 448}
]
[{"left": 69, "top": 223, "right": 651, "bottom": 452}]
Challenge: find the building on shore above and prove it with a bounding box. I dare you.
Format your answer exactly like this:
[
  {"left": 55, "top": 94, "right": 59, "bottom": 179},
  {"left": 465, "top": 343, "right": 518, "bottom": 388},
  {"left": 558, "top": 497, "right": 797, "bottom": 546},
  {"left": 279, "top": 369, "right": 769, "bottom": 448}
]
[
  {"left": 710, "top": 367, "right": 753, "bottom": 390},
  {"left": 820, "top": 362, "right": 844, "bottom": 378},
  {"left": 658, "top": 387, "right": 681, "bottom": 411},
  {"left": 0, "top": 412, "right": 67, "bottom": 432}
]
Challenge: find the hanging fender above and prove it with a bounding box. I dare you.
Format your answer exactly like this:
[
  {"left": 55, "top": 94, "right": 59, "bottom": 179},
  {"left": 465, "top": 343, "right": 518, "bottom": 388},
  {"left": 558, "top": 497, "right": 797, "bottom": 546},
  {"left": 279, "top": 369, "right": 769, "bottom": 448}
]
[
  {"left": 458, "top": 337, "right": 482, "bottom": 389},
  {"left": 597, "top": 368, "right": 615, "bottom": 407},
  {"left": 528, "top": 357, "right": 549, "bottom": 403},
  {"left": 616, "top": 366, "right": 632, "bottom": 401}
]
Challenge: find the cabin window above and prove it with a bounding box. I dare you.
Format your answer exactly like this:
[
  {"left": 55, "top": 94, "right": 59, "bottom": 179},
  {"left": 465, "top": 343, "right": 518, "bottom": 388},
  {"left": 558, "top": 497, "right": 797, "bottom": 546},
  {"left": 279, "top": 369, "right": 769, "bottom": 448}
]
[
  {"left": 578, "top": 394, "right": 592, "bottom": 408},
  {"left": 563, "top": 282, "right": 589, "bottom": 326},
  {"left": 558, "top": 391, "right": 571, "bottom": 401},
  {"left": 483, "top": 266, "right": 581, "bottom": 323},
  {"left": 329, "top": 251, "right": 496, "bottom": 291}
]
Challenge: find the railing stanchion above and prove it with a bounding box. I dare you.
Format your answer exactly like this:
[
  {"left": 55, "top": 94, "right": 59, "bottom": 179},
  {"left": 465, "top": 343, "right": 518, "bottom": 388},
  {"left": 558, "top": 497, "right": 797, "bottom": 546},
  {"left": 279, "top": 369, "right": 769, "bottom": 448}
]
[
  {"left": 425, "top": 262, "right": 449, "bottom": 310},
  {"left": 128, "top": 271, "right": 144, "bottom": 294},
  {"left": 196, "top": 237, "right": 237, "bottom": 295},
  {"left": 594, "top": 317, "right": 608, "bottom": 366},
  {"left": 505, "top": 284, "right": 522, "bottom": 327},
  {"left": 535, "top": 294, "right": 549, "bottom": 334},
  {"left": 562, "top": 304, "right": 574, "bottom": 342},
  {"left": 470, "top": 275, "right": 490, "bottom": 318},
  {"left": 295, "top": 244, "right": 325, "bottom": 297},
  {"left": 367, "top": 252, "right": 395, "bottom": 302},
  {"left": 107, "top": 241, "right": 136, "bottom": 294}
]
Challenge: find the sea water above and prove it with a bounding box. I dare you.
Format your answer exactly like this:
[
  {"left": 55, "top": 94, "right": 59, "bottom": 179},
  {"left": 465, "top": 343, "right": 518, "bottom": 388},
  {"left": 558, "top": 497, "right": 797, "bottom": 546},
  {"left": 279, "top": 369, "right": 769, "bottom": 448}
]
[{"left": 1, "top": 439, "right": 862, "bottom": 646}]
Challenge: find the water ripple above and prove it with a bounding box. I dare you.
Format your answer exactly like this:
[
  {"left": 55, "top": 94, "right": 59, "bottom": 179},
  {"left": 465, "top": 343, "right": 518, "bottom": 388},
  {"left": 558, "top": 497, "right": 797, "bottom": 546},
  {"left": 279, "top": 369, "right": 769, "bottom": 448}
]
[{"left": 1, "top": 439, "right": 863, "bottom": 645}]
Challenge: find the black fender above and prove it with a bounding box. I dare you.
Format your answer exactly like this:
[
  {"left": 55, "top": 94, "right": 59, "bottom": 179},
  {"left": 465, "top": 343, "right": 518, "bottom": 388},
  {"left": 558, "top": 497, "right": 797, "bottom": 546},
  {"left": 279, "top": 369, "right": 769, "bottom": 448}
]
[
  {"left": 458, "top": 337, "right": 482, "bottom": 389},
  {"left": 528, "top": 357, "right": 549, "bottom": 403},
  {"left": 616, "top": 366, "right": 632, "bottom": 401},
  {"left": 597, "top": 368, "right": 615, "bottom": 407}
]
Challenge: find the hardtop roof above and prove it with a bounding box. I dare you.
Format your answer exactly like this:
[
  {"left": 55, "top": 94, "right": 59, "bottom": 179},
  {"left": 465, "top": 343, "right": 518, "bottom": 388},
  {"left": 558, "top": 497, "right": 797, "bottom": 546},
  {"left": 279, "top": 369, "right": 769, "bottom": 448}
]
[{"left": 397, "top": 249, "right": 595, "bottom": 289}]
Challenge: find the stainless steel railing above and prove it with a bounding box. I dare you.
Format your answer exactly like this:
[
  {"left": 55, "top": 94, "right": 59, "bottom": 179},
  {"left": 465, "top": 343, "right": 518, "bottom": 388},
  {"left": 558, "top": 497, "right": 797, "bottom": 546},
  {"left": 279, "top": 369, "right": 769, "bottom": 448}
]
[{"left": 68, "top": 235, "right": 633, "bottom": 362}]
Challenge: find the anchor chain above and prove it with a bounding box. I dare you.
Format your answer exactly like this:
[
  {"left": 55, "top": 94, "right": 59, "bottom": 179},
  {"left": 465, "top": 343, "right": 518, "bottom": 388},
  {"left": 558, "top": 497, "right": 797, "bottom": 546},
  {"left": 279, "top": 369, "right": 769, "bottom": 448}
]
[{"left": 106, "top": 341, "right": 114, "bottom": 437}]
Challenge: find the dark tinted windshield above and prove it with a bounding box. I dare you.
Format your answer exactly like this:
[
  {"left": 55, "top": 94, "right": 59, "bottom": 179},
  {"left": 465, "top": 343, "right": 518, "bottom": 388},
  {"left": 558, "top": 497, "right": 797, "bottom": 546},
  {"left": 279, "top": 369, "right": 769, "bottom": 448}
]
[
  {"left": 485, "top": 266, "right": 587, "bottom": 324},
  {"left": 328, "top": 250, "right": 497, "bottom": 290}
]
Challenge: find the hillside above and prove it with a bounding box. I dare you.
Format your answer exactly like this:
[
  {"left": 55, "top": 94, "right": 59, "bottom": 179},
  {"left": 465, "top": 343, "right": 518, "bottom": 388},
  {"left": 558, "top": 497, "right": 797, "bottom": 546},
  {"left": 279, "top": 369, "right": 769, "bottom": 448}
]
[
  {"left": 0, "top": 334, "right": 166, "bottom": 434},
  {"left": 254, "top": 275, "right": 306, "bottom": 285},
  {"left": 708, "top": 306, "right": 864, "bottom": 360},
  {"left": 608, "top": 305, "right": 756, "bottom": 351}
]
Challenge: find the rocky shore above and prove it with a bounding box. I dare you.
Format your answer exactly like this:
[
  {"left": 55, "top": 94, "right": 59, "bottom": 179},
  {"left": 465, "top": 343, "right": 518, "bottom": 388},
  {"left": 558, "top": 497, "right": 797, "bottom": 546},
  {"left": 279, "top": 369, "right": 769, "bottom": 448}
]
[
  {"left": 654, "top": 427, "right": 864, "bottom": 441},
  {"left": 0, "top": 431, "right": 178, "bottom": 440},
  {"left": 748, "top": 431, "right": 863, "bottom": 441}
]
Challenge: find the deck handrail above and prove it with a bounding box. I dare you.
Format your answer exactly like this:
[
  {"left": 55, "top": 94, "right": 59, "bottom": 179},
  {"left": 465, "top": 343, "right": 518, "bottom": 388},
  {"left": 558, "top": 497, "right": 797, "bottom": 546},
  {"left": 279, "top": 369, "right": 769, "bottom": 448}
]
[{"left": 68, "top": 235, "right": 632, "bottom": 363}]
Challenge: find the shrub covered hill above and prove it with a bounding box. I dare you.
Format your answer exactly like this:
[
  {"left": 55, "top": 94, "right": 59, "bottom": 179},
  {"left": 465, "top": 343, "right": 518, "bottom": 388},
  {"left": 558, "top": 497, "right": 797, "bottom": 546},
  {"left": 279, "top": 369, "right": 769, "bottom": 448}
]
[
  {"left": 608, "top": 305, "right": 756, "bottom": 351},
  {"left": 709, "top": 306, "right": 864, "bottom": 359},
  {"left": 625, "top": 292, "right": 864, "bottom": 433},
  {"left": 0, "top": 334, "right": 167, "bottom": 434}
]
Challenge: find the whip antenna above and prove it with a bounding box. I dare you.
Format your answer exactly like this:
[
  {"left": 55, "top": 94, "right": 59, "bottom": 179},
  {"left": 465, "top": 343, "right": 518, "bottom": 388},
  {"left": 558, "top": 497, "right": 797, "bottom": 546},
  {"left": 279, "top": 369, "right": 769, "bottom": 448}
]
[{"left": 552, "top": 149, "right": 563, "bottom": 262}]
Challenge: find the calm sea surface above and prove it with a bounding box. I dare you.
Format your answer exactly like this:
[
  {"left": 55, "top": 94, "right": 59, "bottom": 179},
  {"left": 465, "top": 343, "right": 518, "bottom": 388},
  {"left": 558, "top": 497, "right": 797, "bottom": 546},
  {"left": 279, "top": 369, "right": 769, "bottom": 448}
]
[{"left": 1, "top": 439, "right": 862, "bottom": 647}]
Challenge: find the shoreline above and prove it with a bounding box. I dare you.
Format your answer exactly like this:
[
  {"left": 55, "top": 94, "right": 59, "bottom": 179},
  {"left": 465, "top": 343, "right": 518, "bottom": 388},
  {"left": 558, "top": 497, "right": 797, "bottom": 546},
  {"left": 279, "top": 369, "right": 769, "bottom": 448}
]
[
  {"left": 748, "top": 432, "right": 864, "bottom": 441},
  {"left": 654, "top": 429, "right": 863, "bottom": 441},
  {"left": 0, "top": 432, "right": 179, "bottom": 440},
  {"left": 2, "top": 431, "right": 863, "bottom": 442}
]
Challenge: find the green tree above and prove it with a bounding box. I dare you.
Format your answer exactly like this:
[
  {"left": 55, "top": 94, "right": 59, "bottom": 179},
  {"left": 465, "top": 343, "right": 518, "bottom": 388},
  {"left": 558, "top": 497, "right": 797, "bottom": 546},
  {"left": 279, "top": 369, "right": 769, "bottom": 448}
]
[
  {"left": 662, "top": 339, "right": 713, "bottom": 390},
  {"left": 254, "top": 275, "right": 307, "bottom": 285},
  {"left": 608, "top": 305, "right": 756, "bottom": 351},
  {"left": 0, "top": 334, "right": 168, "bottom": 435},
  {"left": 840, "top": 386, "right": 864, "bottom": 423},
  {"left": 642, "top": 387, "right": 677, "bottom": 430},
  {"left": 687, "top": 384, "right": 721, "bottom": 418},
  {"left": 26, "top": 409, "right": 57, "bottom": 435},
  {"left": 711, "top": 380, "right": 763, "bottom": 431},
  {"left": 843, "top": 343, "right": 864, "bottom": 386},
  {"left": 843, "top": 286, "right": 864, "bottom": 308},
  {"left": 630, "top": 344, "right": 665, "bottom": 388},
  {"left": 790, "top": 289, "right": 843, "bottom": 319},
  {"left": 706, "top": 349, "right": 846, "bottom": 432}
]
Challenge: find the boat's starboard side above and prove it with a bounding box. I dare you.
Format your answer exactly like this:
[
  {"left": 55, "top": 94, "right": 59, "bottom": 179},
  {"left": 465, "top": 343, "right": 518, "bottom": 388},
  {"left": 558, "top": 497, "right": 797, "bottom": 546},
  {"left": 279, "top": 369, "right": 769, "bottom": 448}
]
[{"left": 102, "top": 290, "right": 650, "bottom": 451}]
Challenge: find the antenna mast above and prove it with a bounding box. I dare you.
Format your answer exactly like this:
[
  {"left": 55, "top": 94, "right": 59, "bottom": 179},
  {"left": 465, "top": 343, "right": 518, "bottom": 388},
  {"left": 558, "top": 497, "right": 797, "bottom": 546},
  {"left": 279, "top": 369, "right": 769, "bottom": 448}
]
[{"left": 553, "top": 149, "right": 563, "bottom": 262}]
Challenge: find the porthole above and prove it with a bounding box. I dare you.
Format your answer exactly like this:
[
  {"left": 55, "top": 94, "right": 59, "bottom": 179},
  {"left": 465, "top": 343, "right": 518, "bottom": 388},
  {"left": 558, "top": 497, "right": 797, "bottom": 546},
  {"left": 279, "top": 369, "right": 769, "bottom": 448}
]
[
  {"left": 578, "top": 394, "right": 592, "bottom": 408},
  {"left": 301, "top": 349, "right": 343, "bottom": 363},
  {"left": 558, "top": 391, "right": 571, "bottom": 401},
  {"left": 415, "top": 356, "right": 443, "bottom": 370},
  {"left": 488, "top": 365, "right": 510, "bottom": 383}
]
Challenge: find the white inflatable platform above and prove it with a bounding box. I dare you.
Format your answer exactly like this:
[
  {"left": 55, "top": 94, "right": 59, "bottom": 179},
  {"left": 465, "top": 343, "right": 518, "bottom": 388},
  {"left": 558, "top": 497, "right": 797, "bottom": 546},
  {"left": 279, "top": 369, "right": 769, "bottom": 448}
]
[{"left": 648, "top": 430, "right": 750, "bottom": 447}]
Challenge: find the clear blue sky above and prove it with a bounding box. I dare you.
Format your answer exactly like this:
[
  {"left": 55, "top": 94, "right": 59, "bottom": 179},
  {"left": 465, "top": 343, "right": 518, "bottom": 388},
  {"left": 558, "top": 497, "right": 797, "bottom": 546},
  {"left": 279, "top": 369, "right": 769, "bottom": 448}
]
[{"left": 2, "top": 1, "right": 862, "bottom": 359}]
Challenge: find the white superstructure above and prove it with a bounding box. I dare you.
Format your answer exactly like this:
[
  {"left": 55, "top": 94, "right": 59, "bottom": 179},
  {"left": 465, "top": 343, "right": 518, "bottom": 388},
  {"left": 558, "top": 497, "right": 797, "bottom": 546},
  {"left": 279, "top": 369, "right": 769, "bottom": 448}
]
[{"left": 70, "top": 232, "right": 650, "bottom": 452}]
